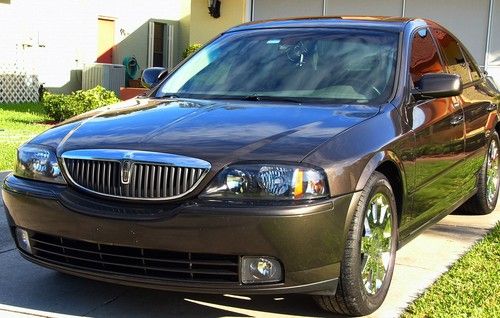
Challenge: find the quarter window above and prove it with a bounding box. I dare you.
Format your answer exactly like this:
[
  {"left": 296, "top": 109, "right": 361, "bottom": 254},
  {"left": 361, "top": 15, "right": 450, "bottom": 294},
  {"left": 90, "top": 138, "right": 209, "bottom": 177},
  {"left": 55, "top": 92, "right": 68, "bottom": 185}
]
[
  {"left": 431, "top": 28, "right": 472, "bottom": 84},
  {"left": 461, "top": 46, "right": 481, "bottom": 82},
  {"left": 410, "top": 28, "right": 444, "bottom": 85}
]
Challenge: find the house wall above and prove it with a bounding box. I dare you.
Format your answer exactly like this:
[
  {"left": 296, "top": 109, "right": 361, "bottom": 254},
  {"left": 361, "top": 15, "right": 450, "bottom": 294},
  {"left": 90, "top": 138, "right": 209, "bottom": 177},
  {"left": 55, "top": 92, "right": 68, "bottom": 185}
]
[
  {"left": 253, "top": 0, "right": 324, "bottom": 20},
  {"left": 189, "top": 0, "right": 248, "bottom": 45},
  {"left": 0, "top": 0, "right": 190, "bottom": 94},
  {"left": 325, "top": 0, "right": 403, "bottom": 16},
  {"left": 404, "top": 0, "right": 490, "bottom": 67}
]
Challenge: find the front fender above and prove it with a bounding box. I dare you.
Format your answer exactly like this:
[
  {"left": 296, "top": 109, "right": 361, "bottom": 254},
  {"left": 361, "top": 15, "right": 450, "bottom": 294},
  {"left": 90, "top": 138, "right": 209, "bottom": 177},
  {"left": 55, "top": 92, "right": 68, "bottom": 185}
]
[
  {"left": 336, "top": 151, "right": 406, "bottom": 256},
  {"left": 354, "top": 150, "right": 407, "bottom": 196}
]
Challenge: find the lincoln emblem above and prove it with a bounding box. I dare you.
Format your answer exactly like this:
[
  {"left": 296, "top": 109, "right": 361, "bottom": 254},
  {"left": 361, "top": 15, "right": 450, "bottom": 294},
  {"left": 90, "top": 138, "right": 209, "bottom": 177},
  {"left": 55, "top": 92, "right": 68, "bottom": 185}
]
[{"left": 120, "top": 160, "right": 133, "bottom": 184}]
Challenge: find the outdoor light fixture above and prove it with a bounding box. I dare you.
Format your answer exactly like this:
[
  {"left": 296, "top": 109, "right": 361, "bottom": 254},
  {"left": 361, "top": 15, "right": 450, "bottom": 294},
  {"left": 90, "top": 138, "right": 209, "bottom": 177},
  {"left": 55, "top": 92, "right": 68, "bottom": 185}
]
[{"left": 208, "top": 0, "right": 221, "bottom": 18}]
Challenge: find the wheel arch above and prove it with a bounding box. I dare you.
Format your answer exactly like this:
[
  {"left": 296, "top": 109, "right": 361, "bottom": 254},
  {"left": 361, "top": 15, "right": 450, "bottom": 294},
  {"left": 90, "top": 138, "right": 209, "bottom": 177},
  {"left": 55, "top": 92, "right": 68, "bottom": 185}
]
[
  {"left": 355, "top": 151, "right": 406, "bottom": 226},
  {"left": 494, "top": 121, "right": 500, "bottom": 137}
]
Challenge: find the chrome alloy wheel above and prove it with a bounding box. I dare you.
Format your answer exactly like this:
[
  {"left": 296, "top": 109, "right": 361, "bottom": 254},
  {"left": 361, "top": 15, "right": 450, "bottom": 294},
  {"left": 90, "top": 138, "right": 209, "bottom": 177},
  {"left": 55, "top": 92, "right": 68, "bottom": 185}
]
[
  {"left": 486, "top": 139, "right": 499, "bottom": 206},
  {"left": 361, "top": 193, "right": 393, "bottom": 295}
]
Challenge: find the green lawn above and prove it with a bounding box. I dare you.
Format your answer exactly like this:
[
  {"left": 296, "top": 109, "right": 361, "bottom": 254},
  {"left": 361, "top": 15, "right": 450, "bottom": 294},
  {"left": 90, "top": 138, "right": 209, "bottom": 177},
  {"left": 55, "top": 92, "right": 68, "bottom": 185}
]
[
  {"left": 0, "top": 103, "right": 52, "bottom": 171},
  {"left": 402, "top": 222, "right": 500, "bottom": 318}
]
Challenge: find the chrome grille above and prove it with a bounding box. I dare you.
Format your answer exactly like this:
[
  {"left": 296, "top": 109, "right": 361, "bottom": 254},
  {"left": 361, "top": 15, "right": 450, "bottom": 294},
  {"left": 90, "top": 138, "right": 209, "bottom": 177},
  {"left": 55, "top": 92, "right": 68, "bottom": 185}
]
[{"left": 61, "top": 150, "right": 210, "bottom": 200}]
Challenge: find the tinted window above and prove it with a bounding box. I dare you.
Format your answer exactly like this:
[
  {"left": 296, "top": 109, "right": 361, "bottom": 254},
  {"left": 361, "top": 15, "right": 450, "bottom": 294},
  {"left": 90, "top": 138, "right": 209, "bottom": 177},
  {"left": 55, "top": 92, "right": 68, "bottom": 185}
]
[
  {"left": 431, "top": 28, "right": 471, "bottom": 83},
  {"left": 460, "top": 46, "right": 481, "bottom": 82},
  {"left": 410, "top": 28, "right": 444, "bottom": 85},
  {"left": 158, "top": 29, "right": 399, "bottom": 104}
]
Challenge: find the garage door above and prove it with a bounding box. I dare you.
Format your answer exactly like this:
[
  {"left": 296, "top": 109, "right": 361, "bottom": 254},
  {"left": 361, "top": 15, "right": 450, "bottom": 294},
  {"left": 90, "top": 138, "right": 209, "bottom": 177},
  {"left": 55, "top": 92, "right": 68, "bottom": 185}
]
[
  {"left": 405, "top": 0, "right": 489, "bottom": 66},
  {"left": 325, "top": 0, "right": 402, "bottom": 16},
  {"left": 253, "top": 0, "right": 323, "bottom": 20}
]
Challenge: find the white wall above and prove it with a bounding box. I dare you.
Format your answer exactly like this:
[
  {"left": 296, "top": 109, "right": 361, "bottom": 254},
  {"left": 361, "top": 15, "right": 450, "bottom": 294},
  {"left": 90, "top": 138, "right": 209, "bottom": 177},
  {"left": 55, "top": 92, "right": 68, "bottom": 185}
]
[
  {"left": 490, "top": 0, "right": 500, "bottom": 66},
  {"left": 0, "top": 0, "right": 189, "bottom": 93},
  {"left": 487, "top": 0, "right": 500, "bottom": 87},
  {"left": 405, "top": 0, "right": 490, "bottom": 67}
]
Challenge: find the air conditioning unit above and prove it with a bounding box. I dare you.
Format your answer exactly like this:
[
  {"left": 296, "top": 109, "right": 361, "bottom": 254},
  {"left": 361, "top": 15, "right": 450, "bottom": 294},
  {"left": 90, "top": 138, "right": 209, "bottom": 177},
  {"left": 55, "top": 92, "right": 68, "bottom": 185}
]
[{"left": 82, "top": 63, "right": 125, "bottom": 95}]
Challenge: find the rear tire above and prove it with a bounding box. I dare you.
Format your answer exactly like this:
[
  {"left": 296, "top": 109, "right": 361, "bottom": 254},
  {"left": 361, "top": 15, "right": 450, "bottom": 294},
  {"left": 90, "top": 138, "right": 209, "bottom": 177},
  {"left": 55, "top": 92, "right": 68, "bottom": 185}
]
[
  {"left": 314, "top": 172, "right": 398, "bottom": 316},
  {"left": 458, "top": 131, "right": 500, "bottom": 215}
]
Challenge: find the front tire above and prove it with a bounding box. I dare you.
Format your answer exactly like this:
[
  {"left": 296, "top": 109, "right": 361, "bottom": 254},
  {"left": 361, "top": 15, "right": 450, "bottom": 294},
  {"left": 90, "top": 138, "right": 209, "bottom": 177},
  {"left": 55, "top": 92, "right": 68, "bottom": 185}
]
[{"left": 315, "top": 172, "right": 398, "bottom": 316}]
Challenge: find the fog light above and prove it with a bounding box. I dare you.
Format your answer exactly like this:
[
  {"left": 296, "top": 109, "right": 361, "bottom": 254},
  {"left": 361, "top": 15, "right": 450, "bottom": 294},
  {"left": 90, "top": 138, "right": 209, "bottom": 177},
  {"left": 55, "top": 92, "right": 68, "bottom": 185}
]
[
  {"left": 241, "top": 257, "right": 282, "bottom": 284},
  {"left": 15, "top": 228, "right": 31, "bottom": 254}
]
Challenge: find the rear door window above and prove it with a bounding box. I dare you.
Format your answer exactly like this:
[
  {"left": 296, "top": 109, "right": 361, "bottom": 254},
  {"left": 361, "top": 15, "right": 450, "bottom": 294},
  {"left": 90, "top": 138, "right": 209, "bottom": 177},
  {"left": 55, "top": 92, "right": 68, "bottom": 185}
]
[
  {"left": 460, "top": 46, "right": 482, "bottom": 82},
  {"left": 431, "top": 28, "right": 472, "bottom": 84}
]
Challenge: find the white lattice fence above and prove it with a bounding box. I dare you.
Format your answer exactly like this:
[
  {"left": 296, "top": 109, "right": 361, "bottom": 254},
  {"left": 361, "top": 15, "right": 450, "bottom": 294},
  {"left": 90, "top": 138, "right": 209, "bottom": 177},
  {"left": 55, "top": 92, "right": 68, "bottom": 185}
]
[{"left": 0, "top": 62, "right": 40, "bottom": 103}]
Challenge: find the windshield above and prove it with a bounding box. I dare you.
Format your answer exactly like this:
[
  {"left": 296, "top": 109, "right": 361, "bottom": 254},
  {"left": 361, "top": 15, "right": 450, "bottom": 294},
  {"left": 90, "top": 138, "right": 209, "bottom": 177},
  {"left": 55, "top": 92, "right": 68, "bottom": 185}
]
[{"left": 157, "top": 28, "right": 399, "bottom": 104}]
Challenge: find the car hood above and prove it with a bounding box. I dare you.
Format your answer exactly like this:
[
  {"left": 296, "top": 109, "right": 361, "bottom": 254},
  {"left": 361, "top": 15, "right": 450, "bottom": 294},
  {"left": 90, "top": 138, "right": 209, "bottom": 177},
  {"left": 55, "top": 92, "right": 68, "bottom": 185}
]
[{"left": 35, "top": 98, "right": 379, "bottom": 168}]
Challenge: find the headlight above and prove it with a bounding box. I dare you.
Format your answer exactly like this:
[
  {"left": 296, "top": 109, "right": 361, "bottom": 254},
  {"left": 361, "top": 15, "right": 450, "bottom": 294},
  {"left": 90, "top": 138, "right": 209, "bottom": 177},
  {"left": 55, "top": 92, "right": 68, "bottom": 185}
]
[
  {"left": 202, "top": 164, "right": 328, "bottom": 200},
  {"left": 14, "top": 144, "right": 66, "bottom": 184}
]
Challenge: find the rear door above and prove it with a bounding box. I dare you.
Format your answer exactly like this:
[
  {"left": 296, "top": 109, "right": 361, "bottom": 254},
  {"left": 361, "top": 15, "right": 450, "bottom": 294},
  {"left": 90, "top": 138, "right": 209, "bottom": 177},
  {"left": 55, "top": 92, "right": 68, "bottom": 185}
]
[
  {"left": 432, "top": 27, "right": 497, "bottom": 196},
  {"left": 408, "top": 28, "right": 466, "bottom": 229}
]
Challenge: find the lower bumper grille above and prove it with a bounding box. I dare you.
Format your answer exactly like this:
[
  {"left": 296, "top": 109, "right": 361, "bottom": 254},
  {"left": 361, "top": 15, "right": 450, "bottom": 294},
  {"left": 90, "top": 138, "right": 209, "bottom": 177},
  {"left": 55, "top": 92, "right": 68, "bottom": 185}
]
[{"left": 28, "top": 232, "right": 240, "bottom": 283}]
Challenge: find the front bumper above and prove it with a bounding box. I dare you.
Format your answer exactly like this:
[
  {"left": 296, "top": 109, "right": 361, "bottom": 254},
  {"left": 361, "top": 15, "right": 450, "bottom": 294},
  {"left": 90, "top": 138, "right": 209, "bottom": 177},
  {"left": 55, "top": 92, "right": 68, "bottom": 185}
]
[{"left": 2, "top": 174, "right": 357, "bottom": 295}]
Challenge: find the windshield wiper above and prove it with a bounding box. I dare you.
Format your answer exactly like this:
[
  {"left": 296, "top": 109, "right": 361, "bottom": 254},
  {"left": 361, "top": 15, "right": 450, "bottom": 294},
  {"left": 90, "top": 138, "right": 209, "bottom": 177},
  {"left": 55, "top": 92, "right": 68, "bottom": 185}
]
[
  {"left": 240, "top": 95, "right": 303, "bottom": 103},
  {"left": 155, "top": 93, "right": 304, "bottom": 103},
  {"left": 157, "top": 94, "right": 180, "bottom": 99}
]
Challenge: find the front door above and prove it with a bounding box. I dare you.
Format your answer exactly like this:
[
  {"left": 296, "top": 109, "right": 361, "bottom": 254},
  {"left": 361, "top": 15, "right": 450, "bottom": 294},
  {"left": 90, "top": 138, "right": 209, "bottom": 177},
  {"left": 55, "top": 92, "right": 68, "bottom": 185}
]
[
  {"left": 97, "top": 18, "right": 115, "bottom": 63},
  {"left": 408, "top": 28, "right": 465, "bottom": 230}
]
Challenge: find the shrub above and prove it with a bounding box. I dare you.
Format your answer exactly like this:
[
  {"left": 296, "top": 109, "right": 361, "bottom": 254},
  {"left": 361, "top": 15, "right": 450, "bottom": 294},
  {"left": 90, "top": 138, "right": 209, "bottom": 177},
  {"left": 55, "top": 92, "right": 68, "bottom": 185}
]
[
  {"left": 43, "top": 86, "right": 120, "bottom": 122},
  {"left": 182, "top": 43, "right": 202, "bottom": 59}
]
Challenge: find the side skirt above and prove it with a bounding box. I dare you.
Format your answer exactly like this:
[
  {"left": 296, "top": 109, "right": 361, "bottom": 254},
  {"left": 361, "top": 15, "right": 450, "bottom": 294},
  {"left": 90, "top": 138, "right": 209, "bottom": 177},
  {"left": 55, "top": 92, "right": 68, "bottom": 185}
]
[{"left": 397, "top": 187, "right": 477, "bottom": 249}]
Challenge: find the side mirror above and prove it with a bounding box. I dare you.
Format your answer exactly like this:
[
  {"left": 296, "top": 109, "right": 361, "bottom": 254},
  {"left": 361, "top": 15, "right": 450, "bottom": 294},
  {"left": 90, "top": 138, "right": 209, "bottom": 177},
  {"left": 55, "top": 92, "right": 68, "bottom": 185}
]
[
  {"left": 412, "top": 73, "right": 462, "bottom": 100},
  {"left": 141, "top": 67, "right": 167, "bottom": 89}
]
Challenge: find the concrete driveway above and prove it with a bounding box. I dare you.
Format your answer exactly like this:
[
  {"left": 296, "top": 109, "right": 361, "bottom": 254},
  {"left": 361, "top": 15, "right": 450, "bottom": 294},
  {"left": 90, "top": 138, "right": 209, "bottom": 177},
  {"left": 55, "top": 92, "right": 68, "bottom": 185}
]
[{"left": 1, "top": 171, "right": 498, "bottom": 318}]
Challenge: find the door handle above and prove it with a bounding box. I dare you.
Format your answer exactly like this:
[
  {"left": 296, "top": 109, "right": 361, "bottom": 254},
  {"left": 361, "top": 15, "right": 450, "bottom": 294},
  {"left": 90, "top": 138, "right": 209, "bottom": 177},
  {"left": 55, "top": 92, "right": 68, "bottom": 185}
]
[
  {"left": 486, "top": 103, "right": 498, "bottom": 112},
  {"left": 450, "top": 115, "right": 464, "bottom": 126}
]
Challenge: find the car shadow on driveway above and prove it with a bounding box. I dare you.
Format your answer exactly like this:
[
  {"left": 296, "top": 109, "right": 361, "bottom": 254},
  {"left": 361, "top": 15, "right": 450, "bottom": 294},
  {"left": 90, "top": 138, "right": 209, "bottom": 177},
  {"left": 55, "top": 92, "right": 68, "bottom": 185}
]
[
  {"left": 0, "top": 249, "right": 335, "bottom": 317},
  {"left": 425, "top": 222, "right": 488, "bottom": 238}
]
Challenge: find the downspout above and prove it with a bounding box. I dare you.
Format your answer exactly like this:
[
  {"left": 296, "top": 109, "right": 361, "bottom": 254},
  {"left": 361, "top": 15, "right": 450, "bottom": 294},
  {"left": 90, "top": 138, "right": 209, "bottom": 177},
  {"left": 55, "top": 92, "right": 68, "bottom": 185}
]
[
  {"left": 250, "top": 0, "right": 255, "bottom": 21},
  {"left": 485, "top": 0, "right": 494, "bottom": 71}
]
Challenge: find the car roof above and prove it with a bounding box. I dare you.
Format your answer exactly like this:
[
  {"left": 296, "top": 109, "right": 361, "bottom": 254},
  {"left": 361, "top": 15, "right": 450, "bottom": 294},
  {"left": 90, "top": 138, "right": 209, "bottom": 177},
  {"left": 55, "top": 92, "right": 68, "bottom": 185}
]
[{"left": 227, "top": 16, "right": 430, "bottom": 33}]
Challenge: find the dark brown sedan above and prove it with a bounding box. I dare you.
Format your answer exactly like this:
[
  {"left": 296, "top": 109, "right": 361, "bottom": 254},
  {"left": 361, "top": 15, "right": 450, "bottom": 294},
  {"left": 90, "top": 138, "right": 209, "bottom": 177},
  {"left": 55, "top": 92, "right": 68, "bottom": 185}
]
[{"left": 3, "top": 17, "right": 499, "bottom": 316}]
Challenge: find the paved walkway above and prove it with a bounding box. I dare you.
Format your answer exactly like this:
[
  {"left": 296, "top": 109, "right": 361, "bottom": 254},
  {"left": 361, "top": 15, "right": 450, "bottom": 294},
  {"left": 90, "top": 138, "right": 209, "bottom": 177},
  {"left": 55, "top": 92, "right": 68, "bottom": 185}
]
[{"left": 0, "top": 171, "right": 498, "bottom": 317}]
